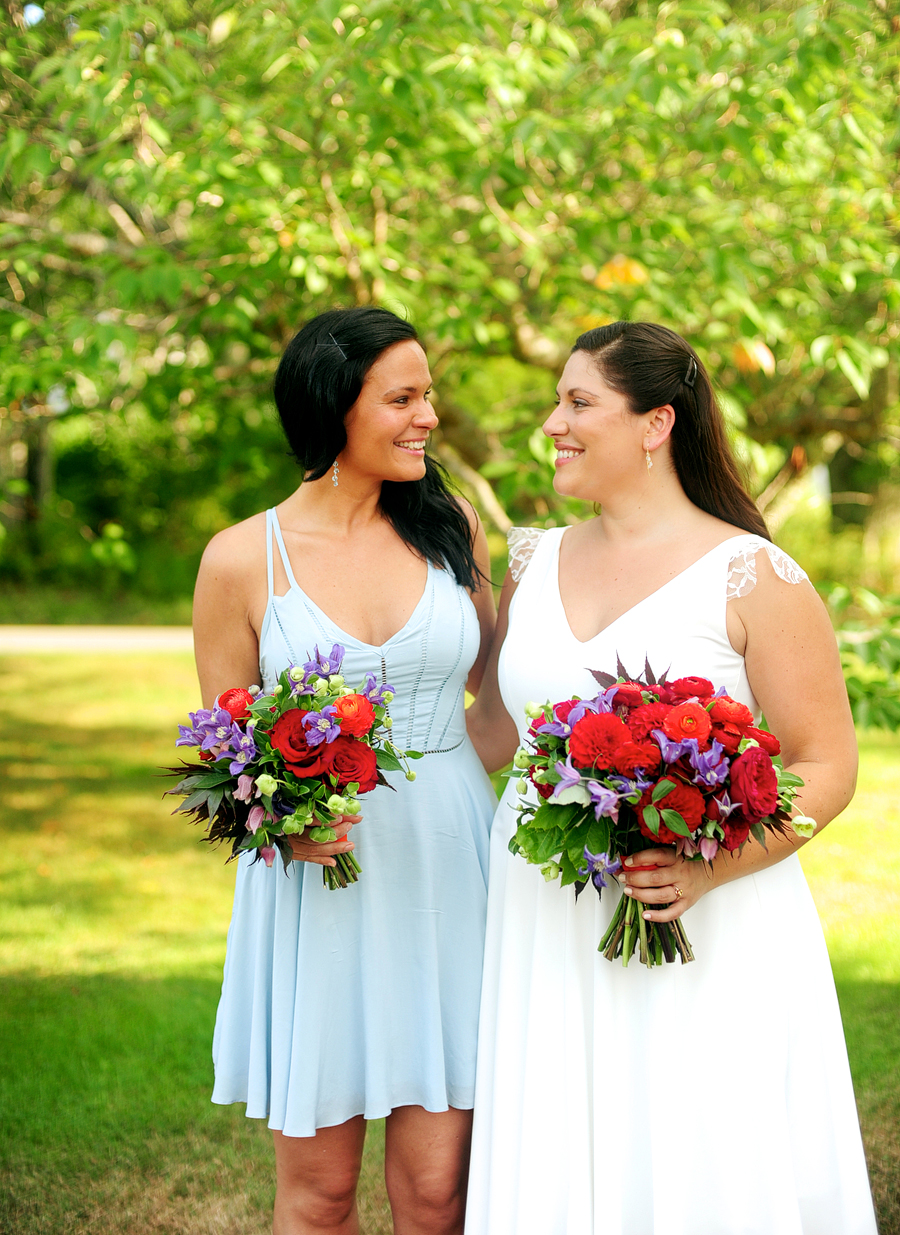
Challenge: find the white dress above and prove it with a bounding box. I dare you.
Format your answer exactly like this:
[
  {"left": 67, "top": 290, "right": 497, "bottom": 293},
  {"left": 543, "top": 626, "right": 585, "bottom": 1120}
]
[{"left": 465, "top": 527, "right": 876, "bottom": 1235}]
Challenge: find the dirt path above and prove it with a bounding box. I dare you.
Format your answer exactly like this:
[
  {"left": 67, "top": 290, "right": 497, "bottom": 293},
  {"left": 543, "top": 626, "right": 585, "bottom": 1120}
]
[{"left": 0, "top": 625, "right": 194, "bottom": 652}]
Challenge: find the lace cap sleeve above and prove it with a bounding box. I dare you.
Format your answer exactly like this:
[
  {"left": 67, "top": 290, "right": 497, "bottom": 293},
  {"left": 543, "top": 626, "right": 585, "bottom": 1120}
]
[
  {"left": 726, "top": 539, "right": 809, "bottom": 600},
  {"left": 508, "top": 526, "right": 546, "bottom": 583}
]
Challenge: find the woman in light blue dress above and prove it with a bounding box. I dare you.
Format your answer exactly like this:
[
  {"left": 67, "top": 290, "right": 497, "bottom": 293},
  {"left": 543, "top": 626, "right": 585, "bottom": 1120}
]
[{"left": 192, "top": 307, "right": 497, "bottom": 1235}]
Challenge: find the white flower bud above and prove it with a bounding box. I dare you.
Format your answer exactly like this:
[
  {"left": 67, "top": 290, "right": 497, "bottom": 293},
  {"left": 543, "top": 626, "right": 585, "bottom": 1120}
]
[
  {"left": 406, "top": 770, "right": 417, "bottom": 782},
  {"left": 517, "top": 777, "right": 529, "bottom": 795},
  {"left": 791, "top": 814, "right": 817, "bottom": 839},
  {"left": 513, "top": 749, "right": 531, "bottom": 769},
  {"left": 255, "top": 773, "right": 279, "bottom": 796},
  {"left": 540, "top": 861, "right": 561, "bottom": 882},
  {"left": 524, "top": 701, "right": 544, "bottom": 719}
]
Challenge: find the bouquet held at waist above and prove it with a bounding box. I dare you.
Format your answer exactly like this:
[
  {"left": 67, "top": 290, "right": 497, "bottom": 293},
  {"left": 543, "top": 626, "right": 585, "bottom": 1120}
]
[
  {"left": 166, "top": 643, "right": 421, "bottom": 887},
  {"left": 510, "top": 659, "right": 815, "bottom": 968}
]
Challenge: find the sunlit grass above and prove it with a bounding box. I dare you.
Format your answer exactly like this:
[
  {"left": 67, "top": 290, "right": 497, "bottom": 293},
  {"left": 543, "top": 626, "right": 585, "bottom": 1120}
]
[{"left": 0, "top": 653, "right": 896, "bottom": 1233}]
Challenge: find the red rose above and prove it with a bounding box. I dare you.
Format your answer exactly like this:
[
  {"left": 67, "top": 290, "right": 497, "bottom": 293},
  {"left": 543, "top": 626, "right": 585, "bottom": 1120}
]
[
  {"left": 569, "top": 713, "right": 631, "bottom": 769},
  {"left": 637, "top": 780, "right": 706, "bottom": 844},
  {"left": 729, "top": 746, "right": 778, "bottom": 823},
  {"left": 218, "top": 687, "right": 255, "bottom": 723},
  {"left": 612, "top": 741, "right": 662, "bottom": 778},
  {"left": 709, "top": 696, "right": 754, "bottom": 731},
  {"left": 553, "top": 699, "right": 581, "bottom": 724},
  {"left": 662, "top": 701, "right": 712, "bottom": 745},
  {"left": 332, "top": 692, "right": 376, "bottom": 738},
  {"left": 612, "top": 683, "right": 645, "bottom": 710},
  {"left": 529, "top": 767, "right": 553, "bottom": 799},
  {"left": 627, "top": 702, "right": 671, "bottom": 742},
  {"left": 711, "top": 721, "right": 744, "bottom": 755},
  {"left": 722, "top": 819, "right": 751, "bottom": 851},
  {"left": 664, "top": 676, "right": 714, "bottom": 703},
  {"left": 270, "top": 710, "right": 336, "bottom": 778},
  {"left": 328, "top": 735, "right": 379, "bottom": 793},
  {"left": 744, "top": 726, "right": 781, "bottom": 756}
]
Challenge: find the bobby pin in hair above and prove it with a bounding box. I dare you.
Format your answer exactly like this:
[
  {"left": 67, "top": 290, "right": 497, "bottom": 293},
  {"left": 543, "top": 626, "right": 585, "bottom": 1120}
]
[
  {"left": 684, "top": 356, "right": 697, "bottom": 388},
  {"left": 316, "top": 333, "right": 348, "bottom": 361}
]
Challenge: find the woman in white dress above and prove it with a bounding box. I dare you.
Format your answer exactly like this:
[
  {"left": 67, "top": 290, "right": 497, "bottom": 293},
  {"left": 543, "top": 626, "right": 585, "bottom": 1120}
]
[{"left": 465, "top": 321, "right": 876, "bottom": 1234}]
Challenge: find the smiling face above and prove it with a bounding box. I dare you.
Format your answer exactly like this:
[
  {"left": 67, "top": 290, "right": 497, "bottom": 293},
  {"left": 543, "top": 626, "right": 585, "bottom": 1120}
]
[
  {"left": 542, "top": 350, "right": 647, "bottom": 502},
  {"left": 341, "top": 338, "right": 438, "bottom": 483}
]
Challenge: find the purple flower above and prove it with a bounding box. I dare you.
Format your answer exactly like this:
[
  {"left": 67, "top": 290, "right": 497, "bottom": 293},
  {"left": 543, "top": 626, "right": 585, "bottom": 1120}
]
[
  {"left": 699, "top": 836, "right": 719, "bottom": 861},
  {"left": 228, "top": 723, "right": 257, "bottom": 775},
  {"left": 652, "top": 728, "right": 691, "bottom": 763},
  {"left": 234, "top": 774, "right": 255, "bottom": 802},
  {"left": 246, "top": 804, "right": 265, "bottom": 833},
  {"left": 586, "top": 780, "right": 620, "bottom": 821},
  {"left": 176, "top": 705, "right": 234, "bottom": 751},
  {"left": 579, "top": 847, "right": 622, "bottom": 890},
  {"left": 536, "top": 699, "right": 598, "bottom": 740},
  {"left": 302, "top": 705, "right": 341, "bottom": 746},
  {"left": 360, "top": 673, "right": 395, "bottom": 706},
  {"left": 260, "top": 845, "right": 277, "bottom": 867},
  {"left": 286, "top": 664, "right": 316, "bottom": 696},
  {"left": 688, "top": 738, "right": 728, "bottom": 788},
  {"left": 592, "top": 686, "right": 620, "bottom": 714},
  {"left": 550, "top": 755, "right": 591, "bottom": 805},
  {"left": 303, "top": 643, "right": 345, "bottom": 677},
  {"left": 609, "top": 771, "right": 654, "bottom": 796}
]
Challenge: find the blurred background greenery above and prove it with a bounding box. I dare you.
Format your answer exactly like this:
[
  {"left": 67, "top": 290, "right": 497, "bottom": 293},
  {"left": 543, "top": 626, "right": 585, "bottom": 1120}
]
[{"left": 1, "top": 1, "right": 899, "bottom": 678}]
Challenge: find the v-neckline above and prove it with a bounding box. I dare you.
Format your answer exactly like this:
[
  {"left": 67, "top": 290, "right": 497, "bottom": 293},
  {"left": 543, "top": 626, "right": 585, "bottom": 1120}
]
[
  {"left": 269, "top": 509, "right": 434, "bottom": 651},
  {"left": 552, "top": 529, "right": 754, "bottom": 646}
]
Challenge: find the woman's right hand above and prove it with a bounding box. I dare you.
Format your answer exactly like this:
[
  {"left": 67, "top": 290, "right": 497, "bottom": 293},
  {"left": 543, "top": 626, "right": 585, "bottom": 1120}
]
[{"left": 288, "top": 814, "right": 362, "bottom": 866}]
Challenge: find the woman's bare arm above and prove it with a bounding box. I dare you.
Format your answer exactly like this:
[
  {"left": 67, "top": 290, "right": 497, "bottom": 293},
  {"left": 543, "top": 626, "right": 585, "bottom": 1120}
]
[
  {"left": 192, "top": 523, "right": 264, "bottom": 708},
  {"left": 625, "top": 549, "right": 858, "bottom": 919},
  {"left": 461, "top": 501, "right": 497, "bottom": 697},
  {"left": 466, "top": 569, "right": 521, "bottom": 772}
]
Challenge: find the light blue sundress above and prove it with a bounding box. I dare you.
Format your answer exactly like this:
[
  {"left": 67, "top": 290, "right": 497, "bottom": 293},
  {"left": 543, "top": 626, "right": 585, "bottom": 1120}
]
[{"left": 211, "top": 508, "right": 497, "bottom": 1135}]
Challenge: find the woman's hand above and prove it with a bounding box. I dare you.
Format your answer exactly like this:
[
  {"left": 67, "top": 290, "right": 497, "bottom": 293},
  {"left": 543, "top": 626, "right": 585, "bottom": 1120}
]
[
  {"left": 620, "top": 847, "right": 714, "bottom": 922},
  {"left": 287, "top": 814, "right": 362, "bottom": 867}
]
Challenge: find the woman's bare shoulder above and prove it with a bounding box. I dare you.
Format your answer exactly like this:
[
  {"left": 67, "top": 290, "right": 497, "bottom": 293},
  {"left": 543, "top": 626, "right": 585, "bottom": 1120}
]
[{"left": 198, "top": 511, "right": 268, "bottom": 582}]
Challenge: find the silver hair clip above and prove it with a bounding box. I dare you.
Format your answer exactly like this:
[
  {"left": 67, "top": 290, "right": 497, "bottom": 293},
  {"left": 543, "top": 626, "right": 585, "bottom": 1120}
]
[
  {"left": 316, "top": 333, "right": 348, "bottom": 361},
  {"left": 684, "top": 356, "right": 697, "bottom": 388}
]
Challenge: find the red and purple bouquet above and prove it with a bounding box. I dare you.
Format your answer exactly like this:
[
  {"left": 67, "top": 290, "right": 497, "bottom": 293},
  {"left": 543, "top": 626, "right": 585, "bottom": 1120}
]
[
  {"left": 166, "top": 643, "right": 420, "bottom": 888},
  {"left": 511, "top": 660, "right": 811, "bottom": 967}
]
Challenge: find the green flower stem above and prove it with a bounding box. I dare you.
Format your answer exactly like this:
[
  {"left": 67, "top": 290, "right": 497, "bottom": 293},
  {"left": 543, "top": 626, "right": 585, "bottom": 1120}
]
[{"left": 638, "top": 902, "right": 650, "bottom": 967}]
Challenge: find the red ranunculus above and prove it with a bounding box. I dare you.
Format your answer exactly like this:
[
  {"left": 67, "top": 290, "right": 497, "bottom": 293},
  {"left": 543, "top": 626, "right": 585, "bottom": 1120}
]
[
  {"left": 744, "top": 726, "right": 781, "bottom": 756},
  {"left": 328, "top": 735, "right": 379, "bottom": 793},
  {"left": 553, "top": 699, "right": 581, "bottom": 724},
  {"left": 332, "top": 692, "right": 376, "bottom": 738},
  {"left": 711, "top": 721, "right": 744, "bottom": 755},
  {"left": 729, "top": 746, "right": 778, "bottom": 823},
  {"left": 627, "top": 702, "right": 671, "bottom": 742},
  {"left": 709, "top": 696, "right": 755, "bottom": 731},
  {"left": 569, "top": 712, "right": 631, "bottom": 769},
  {"left": 612, "top": 683, "right": 645, "bottom": 710},
  {"left": 722, "top": 819, "right": 752, "bottom": 851},
  {"left": 637, "top": 780, "right": 706, "bottom": 844},
  {"left": 218, "top": 687, "right": 255, "bottom": 723},
  {"left": 662, "top": 701, "right": 712, "bottom": 745},
  {"left": 664, "top": 676, "right": 714, "bottom": 703},
  {"left": 270, "top": 710, "right": 336, "bottom": 778},
  {"left": 612, "top": 741, "right": 662, "bottom": 778}
]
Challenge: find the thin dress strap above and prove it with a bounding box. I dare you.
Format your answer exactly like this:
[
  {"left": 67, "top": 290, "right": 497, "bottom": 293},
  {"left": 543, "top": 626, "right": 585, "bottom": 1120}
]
[{"left": 267, "top": 508, "right": 299, "bottom": 596}]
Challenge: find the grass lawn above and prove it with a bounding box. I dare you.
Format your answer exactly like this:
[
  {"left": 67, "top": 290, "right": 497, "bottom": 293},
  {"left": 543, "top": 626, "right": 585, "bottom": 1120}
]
[{"left": 0, "top": 652, "right": 897, "bottom": 1234}]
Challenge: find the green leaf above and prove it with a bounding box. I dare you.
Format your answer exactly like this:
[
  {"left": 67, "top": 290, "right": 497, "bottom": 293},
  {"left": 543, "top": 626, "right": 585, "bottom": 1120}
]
[
  {"left": 660, "top": 808, "right": 692, "bottom": 838},
  {"left": 642, "top": 804, "right": 661, "bottom": 836},
  {"left": 375, "top": 747, "right": 403, "bottom": 771},
  {"left": 651, "top": 779, "right": 676, "bottom": 803}
]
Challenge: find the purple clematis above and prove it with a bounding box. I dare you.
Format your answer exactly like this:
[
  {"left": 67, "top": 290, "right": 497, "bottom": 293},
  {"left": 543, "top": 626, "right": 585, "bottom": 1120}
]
[
  {"left": 302, "top": 705, "right": 341, "bottom": 746},
  {"left": 228, "top": 723, "right": 257, "bottom": 775},
  {"left": 586, "top": 780, "right": 620, "bottom": 821},
  {"left": 608, "top": 771, "right": 654, "bottom": 796},
  {"left": 176, "top": 705, "right": 234, "bottom": 751},
  {"left": 579, "top": 847, "right": 622, "bottom": 890},
  {"left": 536, "top": 699, "right": 598, "bottom": 740},
  {"left": 286, "top": 664, "right": 317, "bottom": 696},
  {"left": 360, "top": 673, "right": 395, "bottom": 706},
  {"left": 304, "top": 644, "right": 346, "bottom": 677},
  {"left": 688, "top": 738, "right": 728, "bottom": 788},
  {"left": 652, "top": 729, "right": 691, "bottom": 763},
  {"left": 550, "top": 755, "right": 591, "bottom": 804}
]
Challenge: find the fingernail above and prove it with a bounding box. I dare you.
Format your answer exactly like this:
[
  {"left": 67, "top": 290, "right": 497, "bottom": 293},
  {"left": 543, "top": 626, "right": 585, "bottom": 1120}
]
[
  {"left": 623, "top": 856, "right": 633, "bottom": 867},
  {"left": 624, "top": 887, "right": 633, "bottom": 897},
  {"left": 642, "top": 911, "right": 652, "bottom": 920}
]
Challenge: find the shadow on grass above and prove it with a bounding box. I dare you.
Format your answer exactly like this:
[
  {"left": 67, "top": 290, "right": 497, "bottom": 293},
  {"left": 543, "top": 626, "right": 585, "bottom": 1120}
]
[{"left": 0, "top": 975, "right": 391, "bottom": 1235}]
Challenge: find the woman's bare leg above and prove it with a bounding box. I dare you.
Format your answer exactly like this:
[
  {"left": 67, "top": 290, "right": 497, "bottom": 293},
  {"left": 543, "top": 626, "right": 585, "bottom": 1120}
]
[
  {"left": 384, "top": 1105, "right": 473, "bottom": 1235},
  {"left": 272, "top": 1117, "right": 367, "bottom": 1235}
]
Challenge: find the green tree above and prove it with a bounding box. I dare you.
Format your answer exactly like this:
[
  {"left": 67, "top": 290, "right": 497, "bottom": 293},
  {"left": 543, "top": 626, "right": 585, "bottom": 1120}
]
[{"left": 0, "top": 0, "right": 897, "bottom": 591}]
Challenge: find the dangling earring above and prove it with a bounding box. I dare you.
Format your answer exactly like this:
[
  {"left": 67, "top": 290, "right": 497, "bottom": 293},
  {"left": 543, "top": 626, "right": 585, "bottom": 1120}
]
[
  {"left": 332, "top": 460, "right": 340, "bottom": 488},
  {"left": 645, "top": 448, "right": 653, "bottom": 473}
]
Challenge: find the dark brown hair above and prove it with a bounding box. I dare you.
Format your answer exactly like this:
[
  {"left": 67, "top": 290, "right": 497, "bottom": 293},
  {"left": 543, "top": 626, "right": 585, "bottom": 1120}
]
[{"left": 573, "top": 321, "right": 770, "bottom": 540}]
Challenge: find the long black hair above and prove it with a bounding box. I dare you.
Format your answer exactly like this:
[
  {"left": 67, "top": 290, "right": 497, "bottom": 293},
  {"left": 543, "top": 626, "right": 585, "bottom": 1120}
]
[
  {"left": 273, "top": 306, "right": 481, "bottom": 589},
  {"left": 573, "top": 321, "right": 770, "bottom": 540}
]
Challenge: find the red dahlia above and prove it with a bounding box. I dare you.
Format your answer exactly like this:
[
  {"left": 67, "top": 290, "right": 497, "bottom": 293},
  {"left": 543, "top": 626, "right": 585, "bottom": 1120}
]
[{"left": 569, "top": 712, "right": 631, "bottom": 769}]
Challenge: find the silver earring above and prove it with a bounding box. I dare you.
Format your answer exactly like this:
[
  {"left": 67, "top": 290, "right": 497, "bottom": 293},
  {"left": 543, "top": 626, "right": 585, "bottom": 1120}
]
[
  {"left": 645, "top": 448, "right": 653, "bottom": 473},
  {"left": 332, "top": 460, "right": 340, "bottom": 487}
]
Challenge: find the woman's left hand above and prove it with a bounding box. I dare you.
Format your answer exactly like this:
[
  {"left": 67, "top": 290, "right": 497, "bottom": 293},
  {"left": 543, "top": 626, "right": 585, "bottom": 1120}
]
[{"left": 620, "top": 847, "right": 713, "bottom": 922}]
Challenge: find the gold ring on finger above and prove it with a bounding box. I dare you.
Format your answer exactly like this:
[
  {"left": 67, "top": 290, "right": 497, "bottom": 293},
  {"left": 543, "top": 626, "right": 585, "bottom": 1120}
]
[{"left": 674, "top": 885, "right": 683, "bottom": 900}]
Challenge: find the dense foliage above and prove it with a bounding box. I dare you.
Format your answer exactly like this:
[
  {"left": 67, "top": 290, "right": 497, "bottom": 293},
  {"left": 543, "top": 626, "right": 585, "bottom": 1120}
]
[{"left": 0, "top": 0, "right": 898, "bottom": 606}]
